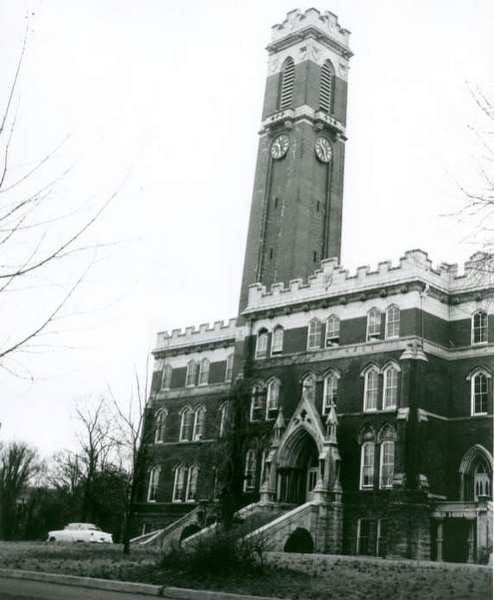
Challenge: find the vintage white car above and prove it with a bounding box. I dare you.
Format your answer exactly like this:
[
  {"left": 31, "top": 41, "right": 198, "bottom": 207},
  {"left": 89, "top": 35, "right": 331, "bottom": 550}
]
[{"left": 47, "top": 522, "right": 113, "bottom": 543}]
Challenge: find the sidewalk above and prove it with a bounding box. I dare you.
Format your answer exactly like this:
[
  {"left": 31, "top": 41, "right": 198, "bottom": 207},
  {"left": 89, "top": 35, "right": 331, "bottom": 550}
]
[{"left": 0, "top": 567, "right": 282, "bottom": 600}]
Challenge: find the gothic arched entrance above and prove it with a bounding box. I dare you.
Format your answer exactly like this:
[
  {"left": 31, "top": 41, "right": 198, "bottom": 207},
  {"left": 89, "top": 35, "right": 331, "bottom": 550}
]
[{"left": 276, "top": 428, "right": 319, "bottom": 504}]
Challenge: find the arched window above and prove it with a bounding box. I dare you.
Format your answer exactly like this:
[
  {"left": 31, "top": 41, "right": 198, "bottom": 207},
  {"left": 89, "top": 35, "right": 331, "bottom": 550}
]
[
  {"left": 459, "top": 445, "right": 493, "bottom": 501},
  {"left": 307, "top": 318, "right": 322, "bottom": 350},
  {"left": 219, "top": 402, "right": 229, "bottom": 437},
  {"left": 250, "top": 382, "right": 265, "bottom": 421},
  {"left": 256, "top": 330, "right": 269, "bottom": 359},
  {"left": 379, "top": 441, "right": 395, "bottom": 489},
  {"left": 198, "top": 358, "right": 210, "bottom": 385},
  {"left": 179, "top": 407, "right": 194, "bottom": 441},
  {"left": 469, "top": 369, "right": 490, "bottom": 415},
  {"left": 186, "top": 465, "right": 199, "bottom": 502},
  {"left": 383, "top": 363, "right": 399, "bottom": 410},
  {"left": 367, "top": 308, "right": 382, "bottom": 341},
  {"left": 325, "top": 315, "right": 340, "bottom": 346},
  {"left": 186, "top": 360, "right": 197, "bottom": 387},
  {"left": 147, "top": 466, "right": 160, "bottom": 502},
  {"left": 225, "top": 353, "right": 234, "bottom": 382},
  {"left": 385, "top": 305, "right": 400, "bottom": 338},
  {"left": 161, "top": 364, "right": 172, "bottom": 389},
  {"left": 266, "top": 379, "right": 280, "bottom": 420},
  {"left": 360, "top": 443, "right": 375, "bottom": 489},
  {"left": 244, "top": 449, "right": 257, "bottom": 491},
  {"left": 193, "top": 406, "right": 206, "bottom": 441},
  {"left": 363, "top": 366, "right": 379, "bottom": 411},
  {"left": 172, "top": 465, "right": 186, "bottom": 502},
  {"left": 472, "top": 310, "right": 488, "bottom": 344},
  {"left": 279, "top": 57, "right": 295, "bottom": 110},
  {"left": 155, "top": 409, "right": 168, "bottom": 443},
  {"left": 320, "top": 60, "right": 334, "bottom": 113},
  {"left": 271, "top": 326, "right": 284, "bottom": 355},
  {"left": 323, "top": 371, "right": 339, "bottom": 415}
]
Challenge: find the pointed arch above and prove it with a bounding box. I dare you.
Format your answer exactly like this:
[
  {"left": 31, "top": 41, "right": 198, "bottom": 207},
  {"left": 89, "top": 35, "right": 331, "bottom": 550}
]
[
  {"left": 320, "top": 59, "right": 335, "bottom": 113},
  {"left": 377, "top": 422, "right": 397, "bottom": 443},
  {"left": 154, "top": 408, "right": 168, "bottom": 443},
  {"left": 279, "top": 57, "right": 295, "bottom": 110},
  {"left": 459, "top": 445, "right": 493, "bottom": 500}
]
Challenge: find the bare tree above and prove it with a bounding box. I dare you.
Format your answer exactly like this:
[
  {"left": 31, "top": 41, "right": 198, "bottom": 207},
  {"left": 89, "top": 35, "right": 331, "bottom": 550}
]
[
  {"left": 0, "top": 440, "right": 41, "bottom": 539},
  {"left": 0, "top": 29, "right": 119, "bottom": 377}
]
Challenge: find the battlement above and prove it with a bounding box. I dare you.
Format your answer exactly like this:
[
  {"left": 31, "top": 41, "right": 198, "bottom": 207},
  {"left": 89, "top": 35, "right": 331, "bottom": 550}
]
[
  {"left": 244, "top": 250, "right": 493, "bottom": 313},
  {"left": 155, "top": 317, "right": 237, "bottom": 351},
  {"left": 269, "top": 8, "right": 351, "bottom": 49}
]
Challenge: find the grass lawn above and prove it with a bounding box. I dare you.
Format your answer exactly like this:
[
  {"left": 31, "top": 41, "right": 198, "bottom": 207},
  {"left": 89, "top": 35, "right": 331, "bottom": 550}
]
[{"left": 0, "top": 542, "right": 491, "bottom": 600}]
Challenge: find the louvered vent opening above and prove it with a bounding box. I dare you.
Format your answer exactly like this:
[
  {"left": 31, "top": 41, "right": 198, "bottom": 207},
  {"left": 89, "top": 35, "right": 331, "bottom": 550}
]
[
  {"left": 320, "top": 61, "right": 333, "bottom": 113},
  {"left": 279, "top": 58, "right": 295, "bottom": 110}
]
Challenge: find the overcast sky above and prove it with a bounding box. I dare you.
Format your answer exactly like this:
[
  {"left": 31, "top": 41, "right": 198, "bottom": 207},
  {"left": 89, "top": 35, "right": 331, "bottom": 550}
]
[{"left": 0, "top": 0, "right": 493, "bottom": 456}]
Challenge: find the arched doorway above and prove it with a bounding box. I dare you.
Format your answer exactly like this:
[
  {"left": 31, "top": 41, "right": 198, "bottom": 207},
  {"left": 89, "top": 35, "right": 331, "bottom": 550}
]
[{"left": 276, "top": 428, "right": 319, "bottom": 504}]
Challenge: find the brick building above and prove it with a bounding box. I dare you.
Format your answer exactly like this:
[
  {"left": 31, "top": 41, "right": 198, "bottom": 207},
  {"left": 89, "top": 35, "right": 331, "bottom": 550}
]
[{"left": 135, "top": 9, "right": 493, "bottom": 563}]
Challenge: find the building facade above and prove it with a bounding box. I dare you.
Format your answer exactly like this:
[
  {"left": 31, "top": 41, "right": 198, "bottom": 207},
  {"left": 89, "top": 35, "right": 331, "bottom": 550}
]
[{"left": 135, "top": 9, "right": 493, "bottom": 563}]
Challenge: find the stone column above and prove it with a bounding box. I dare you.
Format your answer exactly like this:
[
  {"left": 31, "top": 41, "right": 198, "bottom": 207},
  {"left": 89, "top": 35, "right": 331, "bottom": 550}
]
[
  {"left": 435, "top": 518, "right": 444, "bottom": 562},
  {"left": 466, "top": 517, "right": 476, "bottom": 564}
]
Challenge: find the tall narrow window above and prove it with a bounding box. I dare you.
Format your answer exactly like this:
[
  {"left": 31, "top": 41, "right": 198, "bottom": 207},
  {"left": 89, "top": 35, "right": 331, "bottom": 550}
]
[
  {"left": 266, "top": 379, "right": 280, "bottom": 420},
  {"left": 385, "top": 305, "right": 400, "bottom": 338},
  {"left": 250, "top": 383, "right": 264, "bottom": 421},
  {"left": 193, "top": 406, "right": 206, "bottom": 441},
  {"left": 271, "top": 326, "right": 284, "bottom": 355},
  {"left": 186, "top": 465, "right": 198, "bottom": 502},
  {"left": 279, "top": 57, "right": 295, "bottom": 110},
  {"left": 244, "top": 449, "right": 257, "bottom": 491},
  {"left": 379, "top": 441, "right": 395, "bottom": 489},
  {"left": 186, "top": 361, "right": 197, "bottom": 387},
  {"left": 225, "top": 353, "right": 234, "bottom": 382},
  {"left": 323, "top": 372, "right": 338, "bottom": 415},
  {"left": 383, "top": 365, "right": 399, "bottom": 410},
  {"left": 320, "top": 60, "right": 334, "bottom": 113},
  {"left": 180, "top": 407, "right": 194, "bottom": 441},
  {"left": 471, "top": 371, "right": 489, "bottom": 415},
  {"left": 360, "top": 443, "right": 375, "bottom": 489},
  {"left": 198, "top": 358, "right": 210, "bottom": 385},
  {"left": 472, "top": 311, "right": 488, "bottom": 344},
  {"left": 172, "top": 466, "right": 186, "bottom": 502},
  {"left": 162, "top": 364, "right": 172, "bottom": 389},
  {"left": 325, "top": 315, "right": 340, "bottom": 346},
  {"left": 307, "top": 318, "right": 323, "bottom": 350},
  {"left": 154, "top": 409, "right": 167, "bottom": 443},
  {"left": 147, "top": 466, "right": 160, "bottom": 502},
  {"left": 363, "top": 368, "right": 379, "bottom": 411},
  {"left": 256, "top": 330, "right": 268, "bottom": 359},
  {"left": 219, "top": 402, "right": 228, "bottom": 437},
  {"left": 367, "top": 308, "right": 382, "bottom": 341}
]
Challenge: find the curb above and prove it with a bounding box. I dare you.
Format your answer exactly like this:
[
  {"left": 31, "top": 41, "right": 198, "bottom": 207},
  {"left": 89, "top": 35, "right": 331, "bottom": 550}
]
[{"left": 0, "top": 568, "right": 282, "bottom": 599}]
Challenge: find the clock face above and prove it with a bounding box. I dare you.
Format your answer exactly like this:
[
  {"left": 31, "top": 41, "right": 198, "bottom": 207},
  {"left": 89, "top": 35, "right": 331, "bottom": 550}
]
[
  {"left": 315, "top": 137, "right": 332, "bottom": 163},
  {"left": 271, "top": 135, "right": 289, "bottom": 159}
]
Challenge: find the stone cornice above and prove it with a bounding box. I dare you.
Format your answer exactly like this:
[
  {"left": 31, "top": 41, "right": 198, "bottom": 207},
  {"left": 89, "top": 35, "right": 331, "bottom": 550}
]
[{"left": 266, "top": 27, "right": 353, "bottom": 60}]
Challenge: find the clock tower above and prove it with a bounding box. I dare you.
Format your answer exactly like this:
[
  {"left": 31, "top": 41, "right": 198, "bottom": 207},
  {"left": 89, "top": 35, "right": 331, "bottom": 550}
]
[{"left": 238, "top": 9, "right": 352, "bottom": 313}]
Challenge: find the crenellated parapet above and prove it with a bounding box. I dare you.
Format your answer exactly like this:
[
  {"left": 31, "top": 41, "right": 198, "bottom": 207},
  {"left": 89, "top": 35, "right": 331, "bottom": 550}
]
[
  {"left": 268, "top": 8, "right": 351, "bottom": 56},
  {"left": 243, "top": 250, "right": 493, "bottom": 315},
  {"left": 154, "top": 318, "right": 237, "bottom": 353}
]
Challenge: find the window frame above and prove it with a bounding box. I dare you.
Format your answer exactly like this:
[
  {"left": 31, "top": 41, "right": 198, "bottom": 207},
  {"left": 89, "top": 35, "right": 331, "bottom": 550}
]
[
  {"left": 363, "top": 367, "right": 379, "bottom": 412},
  {"left": 379, "top": 440, "right": 395, "bottom": 489},
  {"left": 307, "top": 318, "right": 323, "bottom": 350},
  {"left": 319, "top": 59, "right": 334, "bottom": 114},
  {"left": 198, "top": 358, "right": 210, "bottom": 386},
  {"left": 360, "top": 442, "right": 375, "bottom": 489},
  {"left": 185, "top": 360, "right": 197, "bottom": 387},
  {"left": 154, "top": 408, "right": 168, "bottom": 443},
  {"left": 225, "top": 353, "right": 234, "bottom": 382},
  {"left": 382, "top": 364, "right": 399, "bottom": 410},
  {"left": 250, "top": 383, "right": 265, "bottom": 422},
  {"left": 472, "top": 310, "right": 488, "bottom": 345},
  {"left": 322, "top": 371, "right": 339, "bottom": 415},
  {"left": 266, "top": 379, "right": 280, "bottom": 420},
  {"left": 244, "top": 449, "right": 257, "bottom": 491},
  {"left": 385, "top": 305, "right": 400, "bottom": 339},
  {"left": 179, "top": 407, "right": 194, "bottom": 442},
  {"left": 255, "top": 330, "right": 269, "bottom": 359},
  {"left": 147, "top": 466, "right": 160, "bottom": 503},
  {"left": 185, "top": 465, "right": 198, "bottom": 503},
  {"left": 471, "top": 370, "right": 490, "bottom": 416},
  {"left": 278, "top": 57, "right": 295, "bottom": 111},
  {"left": 325, "top": 314, "right": 340, "bottom": 346},
  {"left": 193, "top": 406, "right": 206, "bottom": 441},
  {"left": 366, "top": 308, "right": 382, "bottom": 341},
  {"left": 161, "top": 364, "right": 172, "bottom": 389},
  {"left": 219, "top": 402, "right": 228, "bottom": 437},
  {"left": 271, "top": 326, "right": 284, "bottom": 355},
  {"left": 172, "top": 465, "right": 186, "bottom": 503}
]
